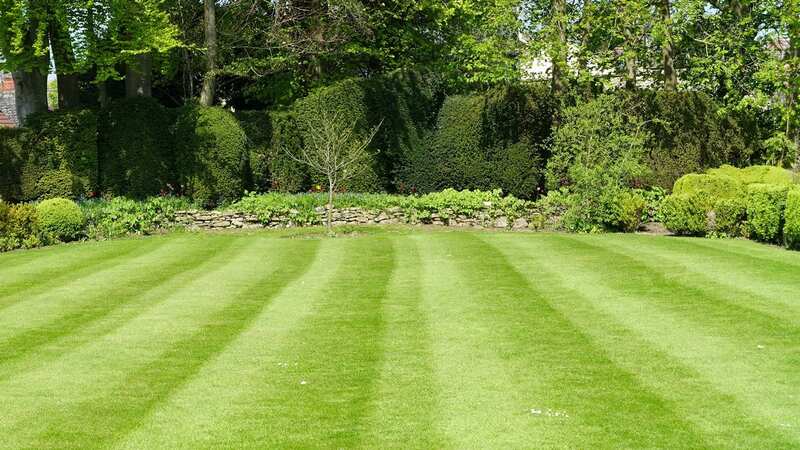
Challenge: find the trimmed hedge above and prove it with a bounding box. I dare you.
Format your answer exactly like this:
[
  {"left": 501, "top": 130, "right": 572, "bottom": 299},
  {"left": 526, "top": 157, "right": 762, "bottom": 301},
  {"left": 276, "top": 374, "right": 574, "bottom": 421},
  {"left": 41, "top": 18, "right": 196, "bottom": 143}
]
[
  {"left": 784, "top": 189, "right": 800, "bottom": 250},
  {"left": 36, "top": 198, "right": 85, "bottom": 242},
  {"left": 0, "top": 128, "right": 26, "bottom": 202},
  {"left": 20, "top": 110, "right": 98, "bottom": 201},
  {"left": 707, "top": 165, "right": 795, "bottom": 186},
  {"left": 99, "top": 97, "right": 177, "bottom": 198},
  {"left": 0, "top": 201, "right": 41, "bottom": 251},
  {"left": 402, "top": 82, "right": 553, "bottom": 198},
  {"left": 746, "top": 184, "right": 790, "bottom": 243},
  {"left": 672, "top": 173, "right": 744, "bottom": 202},
  {"left": 175, "top": 106, "right": 249, "bottom": 207}
]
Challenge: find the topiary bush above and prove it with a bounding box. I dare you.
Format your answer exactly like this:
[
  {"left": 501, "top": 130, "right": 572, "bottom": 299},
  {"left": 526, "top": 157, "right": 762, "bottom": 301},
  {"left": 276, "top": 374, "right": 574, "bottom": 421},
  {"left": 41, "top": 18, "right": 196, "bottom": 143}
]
[
  {"left": 263, "top": 111, "right": 308, "bottom": 192},
  {"left": 98, "top": 97, "right": 177, "bottom": 198},
  {"left": 784, "top": 188, "right": 800, "bottom": 250},
  {"left": 711, "top": 197, "right": 748, "bottom": 237},
  {"left": 0, "top": 128, "right": 27, "bottom": 202},
  {"left": 175, "top": 106, "right": 249, "bottom": 207},
  {"left": 20, "top": 110, "right": 98, "bottom": 201},
  {"left": 36, "top": 198, "right": 85, "bottom": 242},
  {"left": 707, "top": 164, "right": 795, "bottom": 186},
  {"left": 672, "top": 173, "right": 745, "bottom": 202},
  {"left": 746, "top": 184, "right": 790, "bottom": 243}
]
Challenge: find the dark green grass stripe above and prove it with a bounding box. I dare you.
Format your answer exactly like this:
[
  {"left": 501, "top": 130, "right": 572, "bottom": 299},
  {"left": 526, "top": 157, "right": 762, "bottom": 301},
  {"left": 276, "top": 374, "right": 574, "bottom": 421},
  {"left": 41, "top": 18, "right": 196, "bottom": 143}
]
[
  {"left": 359, "top": 236, "right": 444, "bottom": 448},
  {"left": 564, "top": 235, "right": 800, "bottom": 346},
  {"left": 34, "top": 238, "right": 321, "bottom": 449},
  {"left": 687, "top": 236, "right": 800, "bottom": 268},
  {"left": 598, "top": 234, "right": 800, "bottom": 323},
  {"left": 486, "top": 233, "right": 798, "bottom": 449},
  {"left": 238, "top": 237, "right": 395, "bottom": 448},
  {"left": 0, "top": 237, "right": 165, "bottom": 310},
  {"left": 422, "top": 232, "right": 710, "bottom": 448},
  {"left": 0, "top": 235, "right": 238, "bottom": 373}
]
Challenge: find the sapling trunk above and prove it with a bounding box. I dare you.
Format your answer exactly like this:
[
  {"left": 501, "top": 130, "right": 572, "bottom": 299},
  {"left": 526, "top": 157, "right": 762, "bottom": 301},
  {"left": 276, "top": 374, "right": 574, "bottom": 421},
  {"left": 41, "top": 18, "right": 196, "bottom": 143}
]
[{"left": 327, "top": 181, "right": 334, "bottom": 234}]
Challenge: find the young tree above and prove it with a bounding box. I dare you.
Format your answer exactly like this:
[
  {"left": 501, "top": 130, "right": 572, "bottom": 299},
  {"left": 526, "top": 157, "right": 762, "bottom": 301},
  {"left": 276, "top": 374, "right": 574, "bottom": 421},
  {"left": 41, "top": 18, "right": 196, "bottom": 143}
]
[{"left": 286, "top": 103, "right": 381, "bottom": 234}]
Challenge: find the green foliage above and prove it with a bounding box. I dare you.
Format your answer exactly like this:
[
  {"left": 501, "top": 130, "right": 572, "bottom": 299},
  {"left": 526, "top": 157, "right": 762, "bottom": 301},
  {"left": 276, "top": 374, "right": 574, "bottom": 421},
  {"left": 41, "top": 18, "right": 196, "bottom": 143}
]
[
  {"left": 711, "top": 198, "right": 748, "bottom": 237},
  {"left": 99, "top": 98, "right": 177, "bottom": 198},
  {"left": 19, "top": 110, "right": 98, "bottom": 201},
  {"left": 0, "top": 128, "right": 26, "bottom": 202},
  {"left": 707, "top": 165, "right": 796, "bottom": 186},
  {"left": 784, "top": 189, "right": 800, "bottom": 250},
  {"left": 81, "top": 196, "right": 194, "bottom": 240},
  {"left": 175, "top": 106, "right": 249, "bottom": 207},
  {"left": 661, "top": 194, "right": 708, "bottom": 236},
  {"left": 0, "top": 201, "right": 42, "bottom": 251},
  {"left": 746, "top": 184, "right": 790, "bottom": 243},
  {"left": 401, "top": 82, "right": 553, "bottom": 198},
  {"left": 262, "top": 111, "right": 308, "bottom": 192},
  {"left": 672, "top": 174, "right": 744, "bottom": 203},
  {"left": 36, "top": 198, "right": 85, "bottom": 242}
]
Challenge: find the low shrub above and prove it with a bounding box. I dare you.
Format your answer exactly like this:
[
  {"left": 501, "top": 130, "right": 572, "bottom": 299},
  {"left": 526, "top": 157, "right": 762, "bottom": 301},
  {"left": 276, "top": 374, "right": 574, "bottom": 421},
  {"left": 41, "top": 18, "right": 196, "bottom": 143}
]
[
  {"left": 81, "top": 196, "right": 194, "bottom": 239},
  {"left": 0, "top": 201, "right": 42, "bottom": 251},
  {"left": 672, "top": 173, "right": 744, "bottom": 202},
  {"left": 175, "top": 106, "right": 249, "bottom": 207},
  {"left": 711, "top": 197, "right": 748, "bottom": 237},
  {"left": 661, "top": 194, "right": 708, "bottom": 235},
  {"left": 707, "top": 165, "right": 795, "bottom": 186},
  {"left": 746, "top": 184, "right": 789, "bottom": 243},
  {"left": 784, "top": 189, "right": 800, "bottom": 250},
  {"left": 36, "top": 198, "right": 85, "bottom": 242}
]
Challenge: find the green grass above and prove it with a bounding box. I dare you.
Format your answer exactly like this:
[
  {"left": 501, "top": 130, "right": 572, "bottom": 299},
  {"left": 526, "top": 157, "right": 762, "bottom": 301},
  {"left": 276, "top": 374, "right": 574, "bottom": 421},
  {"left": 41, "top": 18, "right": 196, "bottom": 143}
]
[{"left": 0, "top": 228, "right": 799, "bottom": 448}]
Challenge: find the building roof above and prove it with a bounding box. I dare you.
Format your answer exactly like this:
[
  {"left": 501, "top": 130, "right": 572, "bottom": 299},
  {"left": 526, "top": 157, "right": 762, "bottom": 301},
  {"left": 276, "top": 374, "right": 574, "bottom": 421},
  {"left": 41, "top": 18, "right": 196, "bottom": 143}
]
[{"left": 0, "top": 111, "right": 14, "bottom": 128}]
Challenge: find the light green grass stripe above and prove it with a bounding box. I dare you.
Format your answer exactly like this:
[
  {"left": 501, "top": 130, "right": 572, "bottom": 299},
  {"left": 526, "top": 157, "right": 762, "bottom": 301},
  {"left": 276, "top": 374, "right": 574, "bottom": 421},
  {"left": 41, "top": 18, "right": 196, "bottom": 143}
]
[
  {"left": 543, "top": 234, "right": 800, "bottom": 443},
  {"left": 688, "top": 236, "right": 800, "bottom": 268},
  {"left": 0, "top": 236, "right": 295, "bottom": 447},
  {"left": 112, "top": 238, "right": 344, "bottom": 449},
  {"left": 358, "top": 235, "right": 444, "bottom": 449},
  {"left": 486, "top": 233, "right": 797, "bottom": 449},
  {"left": 417, "top": 231, "right": 707, "bottom": 448},
  {"left": 0, "top": 234, "right": 239, "bottom": 380},
  {"left": 596, "top": 234, "right": 800, "bottom": 323},
  {"left": 0, "top": 237, "right": 162, "bottom": 309},
  {"left": 221, "top": 236, "right": 394, "bottom": 448}
]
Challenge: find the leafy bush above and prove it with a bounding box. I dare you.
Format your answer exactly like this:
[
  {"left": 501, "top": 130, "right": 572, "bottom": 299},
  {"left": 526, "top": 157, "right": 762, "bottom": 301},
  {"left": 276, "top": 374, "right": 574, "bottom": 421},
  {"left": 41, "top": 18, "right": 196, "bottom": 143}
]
[
  {"left": 672, "top": 173, "right": 745, "bottom": 202},
  {"left": 0, "top": 201, "right": 42, "bottom": 251},
  {"left": 784, "top": 189, "right": 800, "bottom": 250},
  {"left": 99, "top": 97, "right": 177, "bottom": 198},
  {"left": 20, "top": 110, "right": 98, "bottom": 201},
  {"left": 175, "top": 106, "right": 249, "bottom": 207},
  {"left": 36, "top": 198, "right": 85, "bottom": 242},
  {"left": 661, "top": 194, "right": 708, "bottom": 235},
  {"left": 746, "top": 184, "right": 789, "bottom": 243},
  {"left": 707, "top": 164, "right": 795, "bottom": 186},
  {"left": 81, "top": 196, "right": 194, "bottom": 239},
  {"left": 711, "top": 198, "right": 748, "bottom": 237}
]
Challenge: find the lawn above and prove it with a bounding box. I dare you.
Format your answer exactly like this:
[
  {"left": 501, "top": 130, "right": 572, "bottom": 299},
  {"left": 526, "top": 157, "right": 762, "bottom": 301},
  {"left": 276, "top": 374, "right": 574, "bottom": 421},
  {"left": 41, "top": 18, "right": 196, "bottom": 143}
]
[{"left": 0, "top": 228, "right": 798, "bottom": 449}]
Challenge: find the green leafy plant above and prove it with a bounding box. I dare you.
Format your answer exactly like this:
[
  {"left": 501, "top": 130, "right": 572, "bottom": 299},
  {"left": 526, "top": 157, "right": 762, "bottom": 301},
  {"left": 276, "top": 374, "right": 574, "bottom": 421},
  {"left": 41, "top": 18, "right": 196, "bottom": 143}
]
[{"left": 36, "top": 198, "right": 85, "bottom": 242}]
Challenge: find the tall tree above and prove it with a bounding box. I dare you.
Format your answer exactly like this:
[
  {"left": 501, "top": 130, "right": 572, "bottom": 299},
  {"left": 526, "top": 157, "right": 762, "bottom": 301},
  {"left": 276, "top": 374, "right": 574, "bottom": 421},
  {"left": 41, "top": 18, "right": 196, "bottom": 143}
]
[
  {"left": 199, "top": 0, "right": 217, "bottom": 105},
  {"left": 656, "top": 0, "right": 678, "bottom": 89}
]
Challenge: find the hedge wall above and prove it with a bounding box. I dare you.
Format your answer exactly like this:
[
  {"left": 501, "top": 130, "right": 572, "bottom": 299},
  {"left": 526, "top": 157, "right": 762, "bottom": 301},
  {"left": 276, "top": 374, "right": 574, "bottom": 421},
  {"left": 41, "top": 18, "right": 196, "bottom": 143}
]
[
  {"left": 400, "top": 82, "right": 554, "bottom": 198},
  {"left": 175, "top": 105, "right": 249, "bottom": 207},
  {"left": 0, "top": 128, "right": 25, "bottom": 202},
  {"left": 98, "top": 97, "right": 177, "bottom": 198}
]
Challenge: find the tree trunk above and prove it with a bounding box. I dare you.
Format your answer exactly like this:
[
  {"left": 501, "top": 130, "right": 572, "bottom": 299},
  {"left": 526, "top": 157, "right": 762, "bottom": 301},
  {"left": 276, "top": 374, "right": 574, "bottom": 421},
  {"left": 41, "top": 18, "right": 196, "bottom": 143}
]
[
  {"left": 12, "top": 69, "right": 49, "bottom": 125},
  {"left": 659, "top": 0, "right": 678, "bottom": 90},
  {"left": 48, "top": 16, "right": 81, "bottom": 108},
  {"left": 125, "top": 53, "right": 153, "bottom": 97},
  {"left": 551, "top": 0, "right": 568, "bottom": 95},
  {"left": 625, "top": 51, "right": 637, "bottom": 90},
  {"left": 327, "top": 181, "right": 334, "bottom": 234},
  {"left": 200, "top": 0, "right": 217, "bottom": 106}
]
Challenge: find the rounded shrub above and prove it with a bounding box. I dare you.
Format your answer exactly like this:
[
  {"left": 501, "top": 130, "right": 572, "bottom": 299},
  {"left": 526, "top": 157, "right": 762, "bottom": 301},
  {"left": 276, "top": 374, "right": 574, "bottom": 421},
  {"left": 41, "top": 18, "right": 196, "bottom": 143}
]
[
  {"left": 672, "top": 173, "right": 744, "bottom": 202},
  {"left": 784, "top": 188, "right": 800, "bottom": 250},
  {"left": 707, "top": 164, "right": 795, "bottom": 186},
  {"left": 746, "top": 183, "right": 789, "bottom": 243},
  {"left": 711, "top": 198, "right": 748, "bottom": 237},
  {"left": 661, "top": 194, "right": 708, "bottom": 235},
  {"left": 36, "top": 198, "right": 85, "bottom": 242},
  {"left": 0, "top": 201, "right": 42, "bottom": 251},
  {"left": 175, "top": 106, "right": 248, "bottom": 207}
]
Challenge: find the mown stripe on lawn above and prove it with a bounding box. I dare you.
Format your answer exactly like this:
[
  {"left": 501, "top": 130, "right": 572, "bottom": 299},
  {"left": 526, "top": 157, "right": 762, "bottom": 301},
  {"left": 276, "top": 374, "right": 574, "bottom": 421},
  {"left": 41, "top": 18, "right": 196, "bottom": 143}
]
[
  {"left": 0, "top": 236, "right": 299, "bottom": 447},
  {"left": 486, "top": 233, "right": 798, "bottom": 449},
  {"left": 32, "top": 237, "right": 320, "bottom": 448},
  {"left": 416, "top": 231, "right": 708, "bottom": 448},
  {"left": 0, "top": 237, "right": 162, "bottom": 310},
  {"left": 542, "top": 234, "right": 800, "bottom": 443},
  {"left": 112, "top": 238, "right": 346, "bottom": 449},
  {"left": 0, "top": 234, "right": 237, "bottom": 378},
  {"left": 597, "top": 234, "right": 800, "bottom": 323},
  {"left": 358, "top": 235, "right": 443, "bottom": 448},
  {"left": 219, "top": 236, "right": 395, "bottom": 448}
]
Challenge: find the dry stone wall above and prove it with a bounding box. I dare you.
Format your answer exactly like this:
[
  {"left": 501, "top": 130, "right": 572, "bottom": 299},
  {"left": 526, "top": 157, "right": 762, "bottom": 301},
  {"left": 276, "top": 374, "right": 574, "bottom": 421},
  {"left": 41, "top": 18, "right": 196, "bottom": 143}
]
[{"left": 175, "top": 207, "right": 534, "bottom": 231}]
